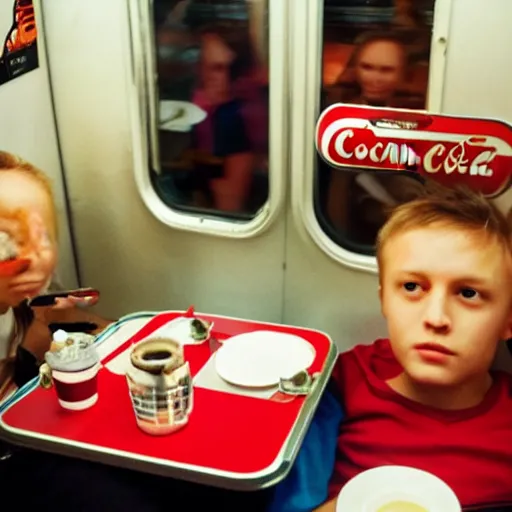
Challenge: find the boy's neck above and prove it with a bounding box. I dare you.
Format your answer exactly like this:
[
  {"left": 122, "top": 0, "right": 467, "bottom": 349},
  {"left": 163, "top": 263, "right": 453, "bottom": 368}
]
[
  {"left": 0, "top": 303, "right": 10, "bottom": 315},
  {"left": 386, "top": 372, "right": 493, "bottom": 410}
]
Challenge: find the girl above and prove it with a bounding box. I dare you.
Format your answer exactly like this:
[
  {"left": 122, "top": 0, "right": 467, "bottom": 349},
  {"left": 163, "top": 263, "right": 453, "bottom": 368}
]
[
  {"left": 0, "top": 151, "right": 271, "bottom": 511},
  {"left": 0, "top": 151, "right": 109, "bottom": 403}
]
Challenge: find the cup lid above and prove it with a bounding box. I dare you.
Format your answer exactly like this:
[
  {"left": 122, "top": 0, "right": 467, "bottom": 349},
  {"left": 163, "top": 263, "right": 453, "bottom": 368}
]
[{"left": 130, "top": 337, "right": 184, "bottom": 375}]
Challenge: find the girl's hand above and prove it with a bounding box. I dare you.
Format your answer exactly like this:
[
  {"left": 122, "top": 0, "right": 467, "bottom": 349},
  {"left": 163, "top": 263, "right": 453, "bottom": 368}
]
[
  {"left": 53, "top": 294, "right": 100, "bottom": 309},
  {"left": 22, "top": 293, "right": 105, "bottom": 361}
]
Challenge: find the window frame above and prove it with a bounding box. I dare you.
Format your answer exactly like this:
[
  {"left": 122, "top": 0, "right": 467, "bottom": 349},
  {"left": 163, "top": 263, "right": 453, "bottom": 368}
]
[
  {"left": 126, "top": 0, "right": 288, "bottom": 239},
  {"left": 290, "top": 0, "right": 453, "bottom": 273}
]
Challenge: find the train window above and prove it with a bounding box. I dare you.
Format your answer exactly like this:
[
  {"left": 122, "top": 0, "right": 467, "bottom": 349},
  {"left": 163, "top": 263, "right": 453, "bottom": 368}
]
[
  {"left": 128, "top": 0, "right": 286, "bottom": 236},
  {"left": 316, "top": 0, "right": 437, "bottom": 256}
]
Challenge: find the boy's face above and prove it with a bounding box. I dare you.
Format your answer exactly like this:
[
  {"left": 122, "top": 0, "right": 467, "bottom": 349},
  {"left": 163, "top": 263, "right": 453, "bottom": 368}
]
[
  {"left": 380, "top": 225, "right": 512, "bottom": 388},
  {"left": 0, "top": 170, "right": 57, "bottom": 310}
]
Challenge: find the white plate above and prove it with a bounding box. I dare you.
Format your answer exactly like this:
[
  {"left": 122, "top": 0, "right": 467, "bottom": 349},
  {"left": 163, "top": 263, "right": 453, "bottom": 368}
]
[
  {"left": 214, "top": 330, "right": 316, "bottom": 388},
  {"left": 159, "top": 100, "right": 207, "bottom": 132},
  {"left": 336, "top": 466, "right": 461, "bottom": 512}
]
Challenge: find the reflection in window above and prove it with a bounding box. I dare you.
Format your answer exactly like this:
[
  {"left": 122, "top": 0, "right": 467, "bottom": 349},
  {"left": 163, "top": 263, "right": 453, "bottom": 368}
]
[
  {"left": 316, "top": 0, "right": 436, "bottom": 254},
  {"left": 152, "top": 0, "right": 269, "bottom": 219}
]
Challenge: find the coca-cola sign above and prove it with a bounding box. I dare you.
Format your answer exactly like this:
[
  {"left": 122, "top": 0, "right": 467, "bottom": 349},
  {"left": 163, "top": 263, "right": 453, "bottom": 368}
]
[{"left": 316, "top": 104, "right": 512, "bottom": 197}]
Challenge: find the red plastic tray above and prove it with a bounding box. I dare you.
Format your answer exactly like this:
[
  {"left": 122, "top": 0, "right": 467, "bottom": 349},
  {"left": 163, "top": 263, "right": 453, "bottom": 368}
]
[{"left": 0, "top": 311, "right": 336, "bottom": 489}]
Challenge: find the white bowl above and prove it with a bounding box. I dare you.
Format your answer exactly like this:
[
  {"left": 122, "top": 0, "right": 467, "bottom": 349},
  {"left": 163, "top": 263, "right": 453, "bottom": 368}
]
[{"left": 336, "top": 466, "right": 461, "bottom": 512}]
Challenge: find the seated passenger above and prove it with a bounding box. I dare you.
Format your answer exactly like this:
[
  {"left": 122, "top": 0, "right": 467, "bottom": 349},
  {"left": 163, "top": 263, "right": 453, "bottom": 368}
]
[
  {"left": 191, "top": 24, "right": 268, "bottom": 213},
  {"left": 271, "top": 184, "right": 512, "bottom": 511},
  {"left": 0, "top": 151, "right": 271, "bottom": 511},
  {"left": 0, "top": 152, "right": 111, "bottom": 401}
]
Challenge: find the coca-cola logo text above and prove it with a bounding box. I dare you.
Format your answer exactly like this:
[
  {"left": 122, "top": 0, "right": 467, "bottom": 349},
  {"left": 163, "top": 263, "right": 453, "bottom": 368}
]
[
  {"left": 316, "top": 105, "right": 512, "bottom": 197},
  {"left": 329, "top": 128, "right": 496, "bottom": 177}
]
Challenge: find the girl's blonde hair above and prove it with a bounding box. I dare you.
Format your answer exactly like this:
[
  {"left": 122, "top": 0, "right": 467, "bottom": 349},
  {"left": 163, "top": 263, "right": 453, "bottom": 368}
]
[{"left": 0, "top": 151, "right": 57, "bottom": 236}]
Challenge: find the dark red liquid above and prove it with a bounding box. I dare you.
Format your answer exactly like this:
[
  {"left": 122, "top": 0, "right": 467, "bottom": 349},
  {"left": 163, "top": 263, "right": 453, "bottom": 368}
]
[{"left": 53, "top": 374, "right": 98, "bottom": 403}]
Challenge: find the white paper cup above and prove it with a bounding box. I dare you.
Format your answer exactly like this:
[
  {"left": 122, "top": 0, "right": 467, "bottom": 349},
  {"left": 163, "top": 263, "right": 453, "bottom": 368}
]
[{"left": 40, "top": 362, "right": 101, "bottom": 411}]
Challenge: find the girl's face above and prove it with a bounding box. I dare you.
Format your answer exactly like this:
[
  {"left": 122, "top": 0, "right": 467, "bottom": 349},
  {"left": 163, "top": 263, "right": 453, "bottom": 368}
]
[{"left": 0, "top": 170, "right": 57, "bottom": 310}]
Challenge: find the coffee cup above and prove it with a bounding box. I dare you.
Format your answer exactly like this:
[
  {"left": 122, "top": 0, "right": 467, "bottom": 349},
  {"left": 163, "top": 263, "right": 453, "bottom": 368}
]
[
  {"left": 40, "top": 331, "right": 100, "bottom": 411},
  {"left": 126, "top": 337, "right": 193, "bottom": 435}
]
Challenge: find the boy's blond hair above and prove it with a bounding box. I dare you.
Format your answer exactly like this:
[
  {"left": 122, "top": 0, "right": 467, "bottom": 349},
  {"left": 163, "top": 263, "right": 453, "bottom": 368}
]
[
  {"left": 0, "top": 151, "right": 57, "bottom": 236},
  {"left": 376, "top": 183, "right": 512, "bottom": 272}
]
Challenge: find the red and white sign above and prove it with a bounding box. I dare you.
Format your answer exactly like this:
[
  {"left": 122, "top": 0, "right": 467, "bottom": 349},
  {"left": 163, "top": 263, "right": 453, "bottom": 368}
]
[{"left": 316, "top": 104, "right": 512, "bottom": 197}]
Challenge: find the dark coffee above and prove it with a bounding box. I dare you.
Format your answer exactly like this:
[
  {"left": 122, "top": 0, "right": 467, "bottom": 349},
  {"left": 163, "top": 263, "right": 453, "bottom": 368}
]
[{"left": 142, "top": 350, "right": 172, "bottom": 361}]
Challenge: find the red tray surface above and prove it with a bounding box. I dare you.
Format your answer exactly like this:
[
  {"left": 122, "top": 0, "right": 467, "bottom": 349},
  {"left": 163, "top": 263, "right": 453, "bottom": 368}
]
[{"left": 2, "top": 312, "right": 331, "bottom": 474}]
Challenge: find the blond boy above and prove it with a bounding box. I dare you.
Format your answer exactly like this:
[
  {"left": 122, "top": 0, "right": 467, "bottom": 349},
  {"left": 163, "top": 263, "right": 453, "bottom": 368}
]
[{"left": 315, "top": 186, "right": 512, "bottom": 510}]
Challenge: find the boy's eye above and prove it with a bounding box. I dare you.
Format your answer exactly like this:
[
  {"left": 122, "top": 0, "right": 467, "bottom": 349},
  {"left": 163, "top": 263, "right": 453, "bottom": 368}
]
[
  {"left": 403, "top": 282, "right": 419, "bottom": 292},
  {"left": 459, "top": 288, "right": 479, "bottom": 300}
]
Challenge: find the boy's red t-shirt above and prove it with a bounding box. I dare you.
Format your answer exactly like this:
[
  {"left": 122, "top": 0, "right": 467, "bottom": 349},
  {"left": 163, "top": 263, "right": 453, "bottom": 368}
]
[{"left": 329, "top": 339, "right": 512, "bottom": 509}]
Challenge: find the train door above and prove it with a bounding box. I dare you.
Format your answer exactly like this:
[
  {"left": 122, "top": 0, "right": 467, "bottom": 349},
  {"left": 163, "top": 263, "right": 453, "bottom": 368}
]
[
  {"left": 41, "top": 0, "right": 512, "bottom": 344},
  {"left": 0, "top": 0, "right": 77, "bottom": 288},
  {"left": 282, "top": 0, "right": 512, "bottom": 349},
  {"left": 42, "top": 0, "right": 288, "bottom": 322}
]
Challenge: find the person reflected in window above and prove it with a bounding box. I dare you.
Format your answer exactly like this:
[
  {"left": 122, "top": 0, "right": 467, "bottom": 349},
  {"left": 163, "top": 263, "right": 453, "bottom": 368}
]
[
  {"left": 323, "top": 31, "right": 425, "bottom": 248},
  {"left": 153, "top": 1, "right": 269, "bottom": 215},
  {"left": 326, "top": 31, "right": 424, "bottom": 109},
  {"left": 191, "top": 23, "right": 268, "bottom": 214}
]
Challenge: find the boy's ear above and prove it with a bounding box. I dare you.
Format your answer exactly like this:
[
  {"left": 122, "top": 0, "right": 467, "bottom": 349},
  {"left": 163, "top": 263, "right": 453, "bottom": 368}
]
[
  {"left": 501, "top": 306, "right": 512, "bottom": 341},
  {"left": 501, "top": 318, "right": 512, "bottom": 342}
]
